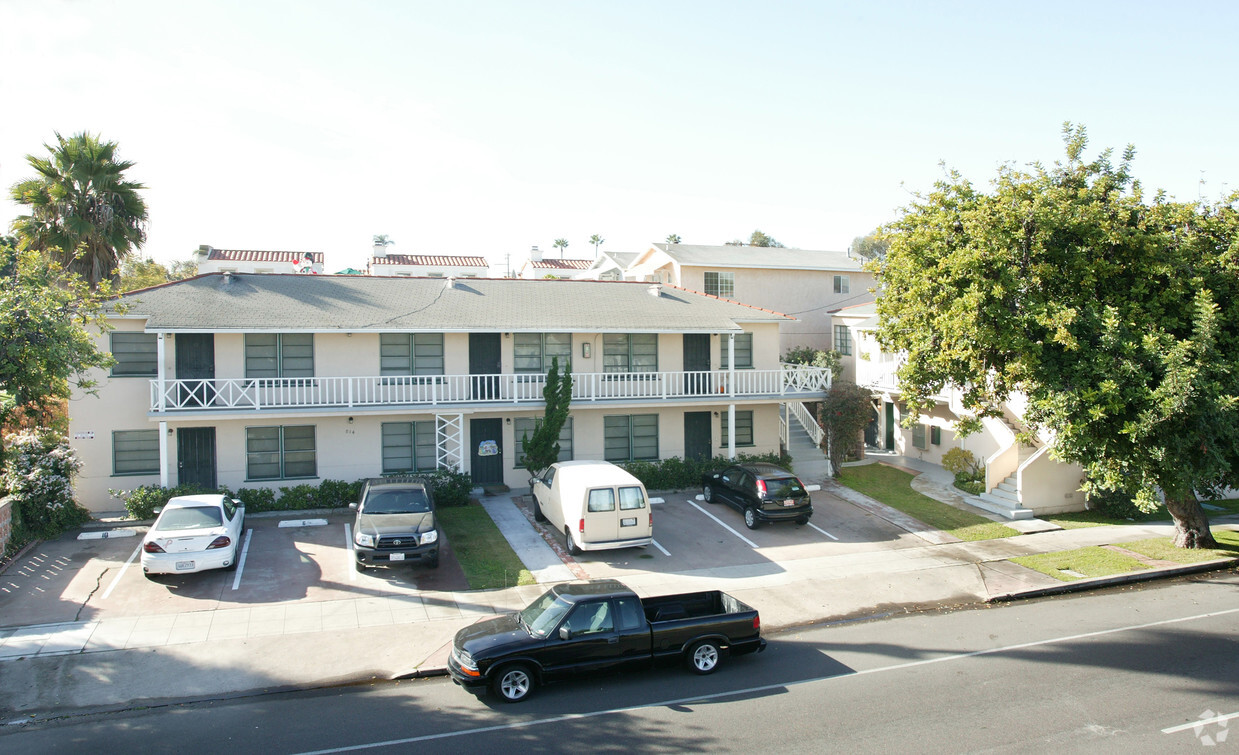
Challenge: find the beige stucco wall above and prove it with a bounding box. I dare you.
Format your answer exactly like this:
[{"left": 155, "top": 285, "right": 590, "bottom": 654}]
[{"left": 1019, "top": 454, "right": 1086, "bottom": 515}]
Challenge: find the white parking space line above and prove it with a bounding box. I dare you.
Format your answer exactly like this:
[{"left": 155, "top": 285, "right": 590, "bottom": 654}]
[
  {"left": 651, "top": 539, "right": 671, "bottom": 557},
  {"left": 807, "top": 522, "right": 839, "bottom": 540},
  {"left": 1163, "top": 711, "right": 1239, "bottom": 735},
  {"left": 77, "top": 529, "right": 137, "bottom": 540},
  {"left": 278, "top": 519, "right": 328, "bottom": 528},
  {"left": 687, "top": 500, "right": 758, "bottom": 548},
  {"left": 101, "top": 544, "right": 141, "bottom": 599},
  {"left": 231, "top": 529, "right": 253, "bottom": 591},
  {"left": 345, "top": 523, "right": 356, "bottom": 582}
]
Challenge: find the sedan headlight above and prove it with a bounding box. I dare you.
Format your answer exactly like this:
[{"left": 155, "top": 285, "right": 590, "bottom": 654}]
[
  {"left": 420, "top": 529, "right": 438, "bottom": 545},
  {"left": 355, "top": 532, "right": 375, "bottom": 547}
]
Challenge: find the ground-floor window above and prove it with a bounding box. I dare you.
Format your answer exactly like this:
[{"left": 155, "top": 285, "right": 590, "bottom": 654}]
[
  {"left": 604, "top": 414, "right": 659, "bottom": 462},
  {"left": 112, "top": 429, "right": 159, "bottom": 475},
  {"left": 514, "top": 417, "right": 574, "bottom": 467},
  {"left": 720, "top": 410, "right": 755, "bottom": 447},
  {"left": 246, "top": 425, "right": 317, "bottom": 480},
  {"left": 381, "top": 421, "right": 437, "bottom": 474}
]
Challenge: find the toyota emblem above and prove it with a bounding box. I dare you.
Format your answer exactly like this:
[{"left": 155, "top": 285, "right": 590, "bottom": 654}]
[{"left": 393, "top": 539, "right": 403, "bottom": 546}]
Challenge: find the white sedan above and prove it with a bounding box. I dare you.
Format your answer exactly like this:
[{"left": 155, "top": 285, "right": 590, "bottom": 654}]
[{"left": 141, "top": 494, "right": 245, "bottom": 577}]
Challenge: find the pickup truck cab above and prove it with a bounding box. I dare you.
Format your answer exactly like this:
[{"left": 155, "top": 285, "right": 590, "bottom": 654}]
[
  {"left": 448, "top": 579, "right": 766, "bottom": 702},
  {"left": 530, "top": 461, "right": 655, "bottom": 554}
]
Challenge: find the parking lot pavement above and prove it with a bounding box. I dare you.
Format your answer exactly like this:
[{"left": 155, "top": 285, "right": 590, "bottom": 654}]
[{"left": 0, "top": 511, "right": 468, "bottom": 631}]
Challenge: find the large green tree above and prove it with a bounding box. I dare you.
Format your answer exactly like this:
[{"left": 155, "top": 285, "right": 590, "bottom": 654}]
[
  {"left": 850, "top": 228, "right": 889, "bottom": 260},
  {"left": 0, "top": 244, "right": 113, "bottom": 424},
  {"left": 118, "top": 256, "right": 198, "bottom": 292},
  {"left": 9, "top": 131, "right": 148, "bottom": 288},
  {"left": 875, "top": 124, "right": 1239, "bottom": 548}
]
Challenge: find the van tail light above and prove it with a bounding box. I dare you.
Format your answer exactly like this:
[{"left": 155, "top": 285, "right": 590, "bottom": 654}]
[
  {"left": 756, "top": 479, "right": 767, "bottom": 497},
  {"left": 579, "top": 518, "right": 585, "bottom": 533},
  {"left": 143, "top": 541, "right": 165, "bottom": 554},
  {"left": 649, "top": 509, "right": 653, "bottom": 526},
  {"left": 754, "top": 615, "right": 761, "bottom": 630},
  {"left": 206, "top": 536, "right": 232, "bottom": 550}
]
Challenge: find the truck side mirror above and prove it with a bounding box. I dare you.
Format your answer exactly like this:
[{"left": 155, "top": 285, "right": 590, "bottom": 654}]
[
  {"left": 349, "top": 502, "right": 358, "bottom": 511},
  {"left": 559, "top": 625, "right": 572, "bottom": 641}
]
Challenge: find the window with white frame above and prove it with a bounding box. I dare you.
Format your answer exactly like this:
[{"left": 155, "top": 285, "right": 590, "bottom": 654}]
[
  {"left": 514, "top": 333, "right": 572, "bottom": 373},
  {"left": 246, "top": 425, "right": 317, "bottom": 480},
  {"left": 245, "top": 334, "right": 314, "bottom": 378},
  {"left": 112, "top": 430, "right": 159, "bottom": 475},
  {"left": 604, "top": 415, "right": 659, "bottom": 461},
  {"left": 704, "top": 271, "right": 735, "bottom": 298},
  {"left": 381, "top": 421, "right": 437, "bottom": 473},
  {"left": 514, "top": 417, "right": 574, "bottom": 467},
  {"left": 380, "top": 333, "right": 445, "bottom": 376},
  {"left": 721, "top": 411, "right": 755, "bottom": 447},
  {"left": 110, "top": 333, "right": 158, "bottom": 377},
  {"left": 719, "top": 333, "right": 754, "bottom": 369},
  {"left": 603, "top": 334, "right": 658, "bottom": 373},
  {"left": 834, "top": 325, "right": 852, "bottom": 356},
  {"left": 833, "top": 275, "right": 850, "bottom": 294}
]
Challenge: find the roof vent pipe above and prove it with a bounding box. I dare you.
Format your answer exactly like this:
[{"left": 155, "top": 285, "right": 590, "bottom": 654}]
[
  {"left": 648, "top": 284, "right": 662, "bottom": 297},
  {"left": 446, "top": 276, "right": 457, "bottom": 289}
]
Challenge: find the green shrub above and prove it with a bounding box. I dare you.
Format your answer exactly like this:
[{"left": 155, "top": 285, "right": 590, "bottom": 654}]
[
  {"left": 317, "top": 479, "right": 362, "bottom": 508},
  {"left": 942, "top": 448, "right": 981, "bottom": 477},
  {"left": 955, "top": 479, "right": 985, "bottom": 496},
  {"left": 1087, "top": 486, "right": 1143, "bottom": 519},
  {"left": 3, "top": 429, "right": 91, "bottom": 541},
  {"left": 414, "top": 469, "right": 473, "bottom": 507},
  {"left": 276, "top": 484, "right": 319, "bottom": 510},
  {"left": 111, "top": 483, "right": 213, "bottom": 520},
  {"left": 233, "top": 486, "right": 278, "bottom": 512}
]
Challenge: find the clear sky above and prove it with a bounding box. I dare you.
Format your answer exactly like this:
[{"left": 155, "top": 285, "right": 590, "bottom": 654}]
[{"left": 2, "top": 1, "right": 1237, "bottom": 274}]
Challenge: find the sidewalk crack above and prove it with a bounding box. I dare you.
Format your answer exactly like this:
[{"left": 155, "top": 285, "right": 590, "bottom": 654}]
[{"left": 76, "top": 567, "right": 109, "bottom": 622}]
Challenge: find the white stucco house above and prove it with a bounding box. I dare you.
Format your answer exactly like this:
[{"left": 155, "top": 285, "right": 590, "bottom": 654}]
[{"left": 193, "top": 246, "right": 324, "bottom": 275}]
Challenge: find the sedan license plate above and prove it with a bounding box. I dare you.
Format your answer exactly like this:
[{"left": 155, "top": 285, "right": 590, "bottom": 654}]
[
  {"left": 175, "top": 560, "right": 194, "bottom": 570},
  {"left": 783, "top": 499, "right": 796, "bottom": 507},
  {"left": 621, "top": 517, "right": 638, "bottom": 527},
  {"left": 389, "top": 553, "right": 405, "bottom": 561}
]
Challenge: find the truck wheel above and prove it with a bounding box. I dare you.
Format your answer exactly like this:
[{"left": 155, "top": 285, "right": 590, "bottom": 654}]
[
  {"left": 796, "top": 515, "right": 810, "bottom": 525},
  {"left": 564, "top": 527, "right": 581, "bottom": 556},
  {"left": 492, "top": 664, "right": 535, "bottom": 703},
  {"left": 425, "top": 553, "right": 440, "bottom": 569},
  {"left": 533, "top": 496, "right": 547, "bottom": 523},
  {"left": 354, "top": 560, "right": 366, "bottom": 573},
  {"left": 687, "top": 640, "right": 722, "bottom": 675},
  {"left": 744, "top": 507, "right": 760, "bottom": 530},
  {"left": 703, "top": 484, "right": 715, "bottom": 503}
]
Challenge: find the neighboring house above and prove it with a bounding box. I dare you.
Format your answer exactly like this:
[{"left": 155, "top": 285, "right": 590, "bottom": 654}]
[
  {"left": 70, "top": 275, "right": 831, "bottom": 512},
  {"left": 832, "top": 305, "right": 1086, "bottom": 520},
  {"left": 573, "top": 251, "right": 639, "bottom": 281},
  {"left": 367, "top": 248, "right": 489, "bottom": 278},
  {"left": 625, "top": 243, "right": 875, "bottom": 354},
  {"left": 518, "top": 246, "right": 593, "bottom": 279},
  {"left": 193, "top": 246, "right": 324, "bottom": 275}
]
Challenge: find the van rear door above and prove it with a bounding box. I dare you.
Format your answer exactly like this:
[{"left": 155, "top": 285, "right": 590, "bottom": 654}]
[
  {"left": 583, "top": 487, "right": 620, "bottom": 544},
  {"left": 618, "top": 485, "right": 652, "bottom": 540}
]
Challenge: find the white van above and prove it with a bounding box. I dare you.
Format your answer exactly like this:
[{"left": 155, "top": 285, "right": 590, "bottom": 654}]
[{"left": 530, "top": 460, "right": 654, "bottom": 554}]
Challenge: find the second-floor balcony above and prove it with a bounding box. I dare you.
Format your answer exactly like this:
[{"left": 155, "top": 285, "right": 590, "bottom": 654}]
[{"left": 150, "top": 365, "right": 832, "bottom": 414}]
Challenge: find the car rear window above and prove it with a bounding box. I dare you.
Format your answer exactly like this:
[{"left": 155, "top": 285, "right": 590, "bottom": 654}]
[
  {"left": 765, "top": 477, "right": 806, "bottom": 497},
  {"left": 618, "top": 486, "right": 646, "bottom": 510},
  {"left": 587, "top": 488, "right": 616, "bottom": 512},
  {"left": 156, "top": 506, "right": 222, "bottom": 530}
]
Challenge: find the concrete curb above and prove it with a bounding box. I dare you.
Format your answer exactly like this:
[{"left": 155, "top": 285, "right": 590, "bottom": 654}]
[{"left": 988, "top": 558, "right": 1237, "bottom": 603}]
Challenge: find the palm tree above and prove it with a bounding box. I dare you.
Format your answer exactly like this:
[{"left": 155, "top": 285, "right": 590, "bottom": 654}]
[
  {"left": 373, "top": 234, "right": 394, "bottom": 247},
  {"left": 553, "top": 238, "right": 569, "bottom": 258},
  {"left": 666, "top": 234, "right": 681, "bottom": 245},
  {"left": 9, "top": 131, "right": 148, "bottom": 288},
  {"left": 588, "top": 234, "right": 605, "bottom": 256}
]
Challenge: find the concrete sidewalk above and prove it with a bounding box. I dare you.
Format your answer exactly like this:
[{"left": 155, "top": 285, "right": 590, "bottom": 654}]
[{"left": 1, "top": 485, "right": 1235, "bottom": 722}]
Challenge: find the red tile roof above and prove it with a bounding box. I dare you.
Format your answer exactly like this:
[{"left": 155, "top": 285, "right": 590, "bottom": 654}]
[
  {"left": 370, "top": 255, "right": 489, "bottom": 267},
  {"left": 209, "top": 249, "right": 324, "bottom": 263},
  {"left": 529, "top": 258, "right": 593, "bottom": 270}
]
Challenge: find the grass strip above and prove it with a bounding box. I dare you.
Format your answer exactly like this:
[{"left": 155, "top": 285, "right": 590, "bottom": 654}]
[
  {"left": 1117, "top": 529, "right": 1239, "bottom": 564},
  {"left": 437, "top": 503, "right": 536, "bottom": 589},
  {"left": 1011, "top": 547, "right": 1150, "bottom": 582},
  {"left": 838, "top": 464, "right": 1020, "bottom": 541},
  {"left": 1046, "top": 498, "right": 1239, "bottom": 529}
]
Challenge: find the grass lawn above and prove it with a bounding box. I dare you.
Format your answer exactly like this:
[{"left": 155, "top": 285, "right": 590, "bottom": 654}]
[
  {"left": 1046, "top": 498, "right": 1239, "bottom": 529},
  {"left": 1118, "top": 529, "right": 1239, "bottom": 564},
  {"left": 437, "top": 502, "right": 536, "bottom": 590},
  {"left": 837, "top": 464, "right": 1020, "bottom": 541},
  {"left": 1012, "top": 547, "right": 1150, "bottom": 582}
]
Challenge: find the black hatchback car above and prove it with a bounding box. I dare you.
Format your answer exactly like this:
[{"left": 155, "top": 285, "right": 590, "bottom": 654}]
[{"left": 701, "top": 463, "right": 812, "bottom": 529}]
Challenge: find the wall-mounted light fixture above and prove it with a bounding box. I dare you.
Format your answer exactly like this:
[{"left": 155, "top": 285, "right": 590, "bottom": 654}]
[
  {"left": 713, "top": 411, "right": 719, "bottom": 417},
  {"left": 168, "top": 427, "right": 175, "bottom": 435},
  {"left": 505, "top": 417, "right": 512, "bottom": 425},
  {"left": 504, "top": 332, "right": 510, "bottom": 339},
  {"left": 347, "top": 417, "right": 355, "bottom": 424},
  {"left": 582, "top": 342, "right": 591, "bottom": 359}
]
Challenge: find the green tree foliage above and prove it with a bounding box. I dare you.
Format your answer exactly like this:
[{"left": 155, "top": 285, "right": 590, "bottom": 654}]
[
  {"left": 553, "top": 238, "right": 569, "bottom": 257},
  {"left": 817, "top": 381, "right": 873, "bottom": 475},
  {"left": 118, "top": 256, "right": 197, "bottom": 292},
  {"left": 875, "top": 124, "right": 1239, "bottom": 548},
  {"left": 665, "top": 234, "right": 681, "bottom": 245},
  {"left": 9, "top": 131, "right": 148, "bottom": 288},
  {"left": 781, "top": 346, "right": 842, "bottom": 378},
  {"left": 2, "top": 428, "right": 91, "bottom": 543},
  {"left": 372, "top": 234, "right": 394, "bottom": 247},
  {"left": 0, "top": 245, "right": 113, "bottom": 424},
  {"left": 521, "top": 357, "right": 573, "bottom": 477},
  {"left": 749, "top": 229, "right": 785, "bottom": 247},
  {"left": 850, "top": 228, "right": 890, "bottom": 260},
  {"left": 589, "top": 234, "right": 605, "bottom": 255}
]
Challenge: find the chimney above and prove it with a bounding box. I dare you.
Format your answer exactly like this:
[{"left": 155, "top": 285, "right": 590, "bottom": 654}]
[
  {"left": 373, "top": 242, "right": 387, "bottom": 259},
  {"left": 195, "top": 245, "right": 213, "bottom": 264},
  {"left": 446, "top": 276, "right": 457, "bottom": 289},
  {"left": 648, "top": 284, "right": 662, "bottom": 297},
  {"left": 529, "top": 245, "right": 543, "bottom": 262}
]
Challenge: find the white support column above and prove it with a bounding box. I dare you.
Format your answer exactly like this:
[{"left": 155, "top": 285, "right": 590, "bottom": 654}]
[
  {"left": 156, "top": 333, "right": 167, "bottom": 412},
  {"left": 159, "top": 420, "right": 169, "bottom": 488},
  {"left": 728, "top": 333, "right": 735, "bottom": 398},
  {"left": 727, "top": 403, "right": 736, "bottom": 459}
]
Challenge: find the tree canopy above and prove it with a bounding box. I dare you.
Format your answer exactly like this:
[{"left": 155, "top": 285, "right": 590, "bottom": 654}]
[
  {"left": 553, "top": 238, "right": 569, "bottom": 257},
  {"left": 725, "top": 230, "right": 786, "bottom": 247},
  {"left": 118, "top": 256, "right": 197, "bottom": 292},
  {"left": 875, "top": 124, "right": 1239, "bottom": 548},
  {"left": 666, "top": 234, "right": 681, "bottom": 245},
  {"left": 589, "top": 234, "right": 605, "bottom": 254},
  {"left": 9, "top": 131, "right": 148, "bottom": 288},
  {"left": 850, "top": 228, "right": 889, "bottom": 260}
]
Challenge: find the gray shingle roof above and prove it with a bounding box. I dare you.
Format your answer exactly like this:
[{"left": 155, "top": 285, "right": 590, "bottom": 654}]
[
  {"left": 113, "top": 274, "right": 794, "bottom": 333},
  {"left": 653, "top": 243, "right": 865, "bottom": 271}
]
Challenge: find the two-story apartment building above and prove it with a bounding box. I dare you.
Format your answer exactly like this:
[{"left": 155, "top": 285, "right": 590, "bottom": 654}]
[
  {"left": 366, "top": 252, "right": 490, "bottom": 278},
  {"left": 625, "top": 244, "right": 875, "bottom": 354},
  {"left": 70, "top": 274, "right": 830, "bottom": 512},
  {"left": 193, "top": 246, "right": 325, "bottom": 275}
]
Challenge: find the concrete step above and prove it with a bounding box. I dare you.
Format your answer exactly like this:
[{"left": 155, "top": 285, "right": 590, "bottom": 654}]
[
  {"left": 975, "top": 492, "right": 1035, "bottom": 520},
  {"left": 986, "top": 486, "right": 1019, "bottom": 504},
  {"left": 997, "top": 481, "right": 1017, "bottom": 494}
]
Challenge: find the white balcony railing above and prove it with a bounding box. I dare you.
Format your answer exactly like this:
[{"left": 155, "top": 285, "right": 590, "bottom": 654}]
[{"left": 150, "top": 365, "right": 832, "bottom": 413}]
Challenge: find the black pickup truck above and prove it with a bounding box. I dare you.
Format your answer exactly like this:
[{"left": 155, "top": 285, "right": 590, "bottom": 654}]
[{"left": 448, "top": 579, "right": 766, "bottom": 702}]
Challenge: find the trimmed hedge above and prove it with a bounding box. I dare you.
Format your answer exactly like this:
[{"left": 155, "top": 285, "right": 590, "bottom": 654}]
[{"left": 619, "top": 452, "right": 793, "bottom": 491}]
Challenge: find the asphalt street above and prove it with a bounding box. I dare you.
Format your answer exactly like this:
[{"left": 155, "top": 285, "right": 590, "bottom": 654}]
[{"left": 4, "top": 571, "right": 1236, "bottom": 754}]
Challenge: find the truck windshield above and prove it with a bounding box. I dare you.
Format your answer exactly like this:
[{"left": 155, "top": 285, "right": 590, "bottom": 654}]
[
  {"left": 364, "top": 490, "right": 431, "bottom": 514},
  {"left": 519, "top": 590, "right": 573, "bottom": 638}
]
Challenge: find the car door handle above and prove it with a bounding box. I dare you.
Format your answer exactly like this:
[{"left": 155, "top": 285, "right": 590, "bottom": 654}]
[{"left": 608, "top": 637, "right": 619, "bottom": 644}]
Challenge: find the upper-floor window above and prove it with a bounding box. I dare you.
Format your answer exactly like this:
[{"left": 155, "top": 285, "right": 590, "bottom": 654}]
[
  {"left": 833, "top": 275, "right": 850, "bottom": 294},
  {"left": 603, "top": 334, "right": 658, "bottom": 373},
  {"left": 719, "top": 333, "right": 753, "bottom": 369},
  {"left": 834, "top": 325, "right": 852, "bottom": 356},
  {"left": 110, "top": 332, "right": 158, "bottom": 377},
  {"left": 381, "top": 334, "right": 445, "bottom": 375},
  {"left": 514, "top": 333, "right": 572, "bottom": 373},
  {"left": 245, "top": 334, "right": 314, "bottom": 378},
  {"left": 704, "top": 271, "right": 735, "bottom": 298}
]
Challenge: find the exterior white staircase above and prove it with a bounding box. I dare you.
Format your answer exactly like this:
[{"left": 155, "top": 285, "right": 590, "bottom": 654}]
[{"left": 976, "top": 436, "right": 1037, "bottom": 520}]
